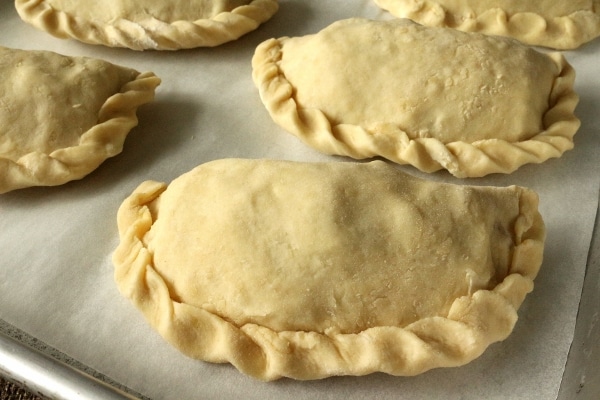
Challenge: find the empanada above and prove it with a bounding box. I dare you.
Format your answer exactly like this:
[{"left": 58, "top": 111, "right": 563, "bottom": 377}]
[
  {"left": 14, "top": 0, "right": 279, "bottom": 50},
  {"left": 252, "top": 18, "right": 580, "bottom": 178},
  {"left": 373, "top": 0, "right": 600, "bottom": 49},
  {"left": 0, "top": 46, "right": 160, "bottom": 194},
  {"left": 113, "top": 158, "right": 545, "bottom": 381}
]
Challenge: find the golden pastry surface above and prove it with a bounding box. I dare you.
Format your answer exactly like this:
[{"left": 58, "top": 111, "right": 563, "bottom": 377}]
[
  {"left": 113, "top": 159, "right": 545, "bottom": 380},
  {"left": 0, "top": 46, "right": 160, "bottom": 193},
  {"left": 252, "top": 18, "right": 580, "bottom": 178},
  {"left": 15, "top": 0, "right": 279, "bottom": 50}
]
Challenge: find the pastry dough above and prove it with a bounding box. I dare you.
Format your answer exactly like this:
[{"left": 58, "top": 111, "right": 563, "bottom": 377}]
[
  {"left": 14, "top": 0, "right": 279, "bottom": 50},
  {"left": 373, "top": 0, "right": 600, "bottom": 49},
  {"left": 0, "top": 46, "right": 160, "bottom": 194},
  {"left": 113, "top": 158, "right": 545, "bottom": 380},
  {"left": 252, "top": 18, "right": 580, "bottom": 178}
]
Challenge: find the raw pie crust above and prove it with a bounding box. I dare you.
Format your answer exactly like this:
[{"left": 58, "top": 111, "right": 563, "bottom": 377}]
[
  {"left": 14, "top": 0, "right": 279, "bottom": 50},
  {"left": 0, "top": 46, "right": 160, "bottom": 194},
  {"left": 373, "top": 0, "right": 600, "bottom": 49},
  {"left": 113, "top": 159, "right": 545, "bottom": 380},
  {"left": 252, "top": 18, "right": 580, "bottom": 178}
]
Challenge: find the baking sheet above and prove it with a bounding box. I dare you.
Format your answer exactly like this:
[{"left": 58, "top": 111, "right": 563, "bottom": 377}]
[{"left": 1, "top": 1, "right": 599, "bottom": 399}]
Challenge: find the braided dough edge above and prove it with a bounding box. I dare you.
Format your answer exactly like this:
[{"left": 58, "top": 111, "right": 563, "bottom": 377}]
[
  {"left": 15, "top": 0, "right": 279, "bottom": 50},
  {"left": 373, "top": 0, "right": 600, "bottom": 50},
  {"left": 0, "top": 71, "right": 160, "bottom": 194},
  {"left": 112, "top": 163, "right": 545, "bottom": 380},
  {"left": 251, "top": 35, "right": 580, "bottom": 178}
]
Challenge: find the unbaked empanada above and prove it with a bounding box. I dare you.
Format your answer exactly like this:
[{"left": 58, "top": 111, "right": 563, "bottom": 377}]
[
  {"left": 14, "top": 0, "right": 279, "bottom": 50},
  {"left": 0, "top": 46, "right": 160, "bottom": 194},
  {"left": 373, "top": 0, "right": 600, "bottom": 49},
  {"left": 113, "top": 158, "right": 545, "bottom": 380},
  {"left": 252, "top": 18, "right": 580, "bottom": 178}
]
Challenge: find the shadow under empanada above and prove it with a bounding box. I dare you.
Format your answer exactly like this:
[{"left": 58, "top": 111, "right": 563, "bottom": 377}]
[
  {"left": 85, "top": 95, "right": 204, "bottom": 184},
  {"left": 194, "top": 0, "right": 316, "bottom": 58}
]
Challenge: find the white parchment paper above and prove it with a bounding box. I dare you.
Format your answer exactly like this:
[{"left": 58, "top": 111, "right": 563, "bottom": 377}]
[{"left": 1, "top": 1, "right": 599, "bottom": 399}]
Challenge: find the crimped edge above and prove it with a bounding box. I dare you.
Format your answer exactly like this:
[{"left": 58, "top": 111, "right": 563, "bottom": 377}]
[
  {"left": 251, "top": 31, "right": 580, "bottom": 178},
  {"left": 0, "top": 71, "right": 161, "bottom": 194},
  {"left": 112, "top": 162, "right": 546, "bottom": 380},
  {"left": 14, "top": 0, "right": 279, "bottom": 50},
  {"left": 373, "top": 0, "right": 600, "bottom": 50}
]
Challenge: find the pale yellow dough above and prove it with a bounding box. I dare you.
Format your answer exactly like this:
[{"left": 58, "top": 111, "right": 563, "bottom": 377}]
[
  {"left": 113, "top": 158, "right": 545, "bottom": 380},
  {"left": 14, "top": 0, "right": 279, "bottom": 50},
  {"left": 252, "top": 18, "right": 580, "bottom": 178},
  {"left": 373, "top": 0, "right": 600, "bottom": 49},
  {"left": 0, "top": 46, "right": 160, "bottom": 194}
]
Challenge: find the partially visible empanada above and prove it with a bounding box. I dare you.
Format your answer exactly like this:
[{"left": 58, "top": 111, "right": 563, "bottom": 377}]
[
  {"left": 113, "top": 158, "right": 545, "bottom": 380},
  {"left": 373, "top": 0, "right": 600, "bottom": 49},
  {"left": 15, "top": 0, "right": 279, "bottom": 50},
  {"left": 0, "top": 46, "right": 160, "bottom": 194},
  {"left": 252, "top": 18, "right": 580, "bottom": 178}
]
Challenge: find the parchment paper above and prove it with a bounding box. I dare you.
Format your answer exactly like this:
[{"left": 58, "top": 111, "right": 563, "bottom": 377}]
[{"left": 1, "top": 1, "right": 599, "bottom": 399}]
